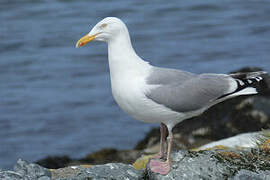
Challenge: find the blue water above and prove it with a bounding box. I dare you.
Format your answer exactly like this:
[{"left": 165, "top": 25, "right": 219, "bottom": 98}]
[{"left": 1, "top": 0, "right": 270, "bottom": 169}]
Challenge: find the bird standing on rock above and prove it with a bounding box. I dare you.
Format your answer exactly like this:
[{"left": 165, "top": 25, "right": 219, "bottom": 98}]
[{"left": 76, "top": 17, "right": 266, "bottom": 175}]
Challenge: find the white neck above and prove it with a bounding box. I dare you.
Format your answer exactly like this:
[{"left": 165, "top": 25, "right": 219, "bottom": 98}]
[{"left": 107, "top": 30, "right": 150, "bottom": 79}]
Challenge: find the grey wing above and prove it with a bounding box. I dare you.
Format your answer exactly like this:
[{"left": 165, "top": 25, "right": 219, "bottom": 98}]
[
  {"left": 146, "top": 67, "right": 197, "bottom": 86},
  {"left": 146, "top": 71, "right": 233, "bottom": 113}
]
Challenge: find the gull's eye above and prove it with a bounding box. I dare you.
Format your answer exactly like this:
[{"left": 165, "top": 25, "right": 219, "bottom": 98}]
[{"left": 101, "top": 23, "right": 107, "bottom": 28}]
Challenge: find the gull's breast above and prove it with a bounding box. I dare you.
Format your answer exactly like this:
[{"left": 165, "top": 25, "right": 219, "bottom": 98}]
[
  {"left": 110, "top": 72, "right": 183, "bottom": 124},
  {"left": 111, "top": 73, "right": 148, "bottom": 119}
]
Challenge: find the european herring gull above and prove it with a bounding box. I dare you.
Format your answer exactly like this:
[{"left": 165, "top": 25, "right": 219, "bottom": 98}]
[{"left": 76, "top": 17, "right": 266, "bottom": 175}]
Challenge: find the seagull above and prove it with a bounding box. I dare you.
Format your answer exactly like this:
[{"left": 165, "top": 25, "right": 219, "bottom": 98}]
[{"left": 76, "top": 17, "right": 266, "bottom": 175}]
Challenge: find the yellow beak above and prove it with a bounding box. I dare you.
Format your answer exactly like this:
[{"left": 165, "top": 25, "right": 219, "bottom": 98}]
[{"left": 76, "top": 33, "right": 98, "bottom": 48}]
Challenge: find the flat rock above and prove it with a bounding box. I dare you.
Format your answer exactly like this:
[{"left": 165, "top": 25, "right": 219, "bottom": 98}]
[
  {"left": 199, "top": 131, "right": 262, "bottom": 150},
  {"left": 51, "top": 163, "right": 144, "bottom": 180}
]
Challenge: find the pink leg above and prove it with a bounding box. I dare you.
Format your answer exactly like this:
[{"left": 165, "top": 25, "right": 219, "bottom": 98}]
[
  {"left": 151, "top": 123, "right": 167, "bottom": 159},
  {"left": 150, "top": 127, "right": 173, "bottom": 175}
]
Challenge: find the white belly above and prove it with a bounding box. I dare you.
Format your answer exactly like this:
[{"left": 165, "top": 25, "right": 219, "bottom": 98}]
[{"left": 110, "top": 74, "right": 186, "bottom": 127}]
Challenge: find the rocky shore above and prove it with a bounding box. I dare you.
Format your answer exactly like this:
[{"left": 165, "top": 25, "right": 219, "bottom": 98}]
[
  {"left": 1, "top": 67, "right": 270, "bottom": 180},
  {"left": 2, "top": 144, "right": 270, "bottom": 180}
]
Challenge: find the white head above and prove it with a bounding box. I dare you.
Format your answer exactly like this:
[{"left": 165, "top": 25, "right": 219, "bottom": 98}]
[{"left": 76, "top": 17, "right": 129, "bottom": 47}]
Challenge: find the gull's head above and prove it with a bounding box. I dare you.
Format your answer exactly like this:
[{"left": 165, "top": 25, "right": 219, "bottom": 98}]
[{"left": 76, "top": 17, "right": 127, "bottom": 48}]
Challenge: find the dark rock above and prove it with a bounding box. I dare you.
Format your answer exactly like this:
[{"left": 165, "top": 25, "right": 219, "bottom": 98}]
[
  {"left": 188, "top": 96, "right": 270, "bottom": 140},
  {"left": 80, "top": 148, "right": 141, "bottom": 165},
  {"left": 63, "top": 148, "right": 140, "bottom": 169},
  {"left": 34, "top": 148, "right": 141, "bottom": 173},
  {"left": 134, "top": 128, "right": 161, "bottom": 150},
  {"left": 35, "top": 155, "right": 72, "bottom": 169}
]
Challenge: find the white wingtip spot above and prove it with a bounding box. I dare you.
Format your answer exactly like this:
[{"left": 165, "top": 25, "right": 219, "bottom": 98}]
[
  {"left": 255, "top": 76, "right": 263, "bottom": 81},
  {"left": 237, "top": 79, "right": 245, "bottom": 86}
]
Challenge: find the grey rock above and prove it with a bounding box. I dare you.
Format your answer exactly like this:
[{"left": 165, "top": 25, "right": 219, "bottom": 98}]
[
  {"left": 146, "top": 150, "right": 270, "bottom": 180},
  {"left": 0, "top": 159, "right": 52, "bottom": 180},
  {"left": 14, "top": 159, "right": 51, "bottom": 179},
  {"left": 38, "top": 176, "right": 51, "bottom": 180},
  {"left": 0, "top": 170, "right": 25, "bottom": 180},
  {"left": 52, "top": 163, "right": 143, "bottom": 180},
  {"left": 85, "top": 163, "right": 143, "bottom": 180},
  {"left": 229, "top": 169, "right": 270, "bottom": 180},
  {"left": 146, "top": 150, "right": 230, "bottom": 180}
]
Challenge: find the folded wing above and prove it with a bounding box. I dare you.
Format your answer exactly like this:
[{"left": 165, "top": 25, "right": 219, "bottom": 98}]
[{"left": 146, "top": 68, "right": 265, "bottom": 113}]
